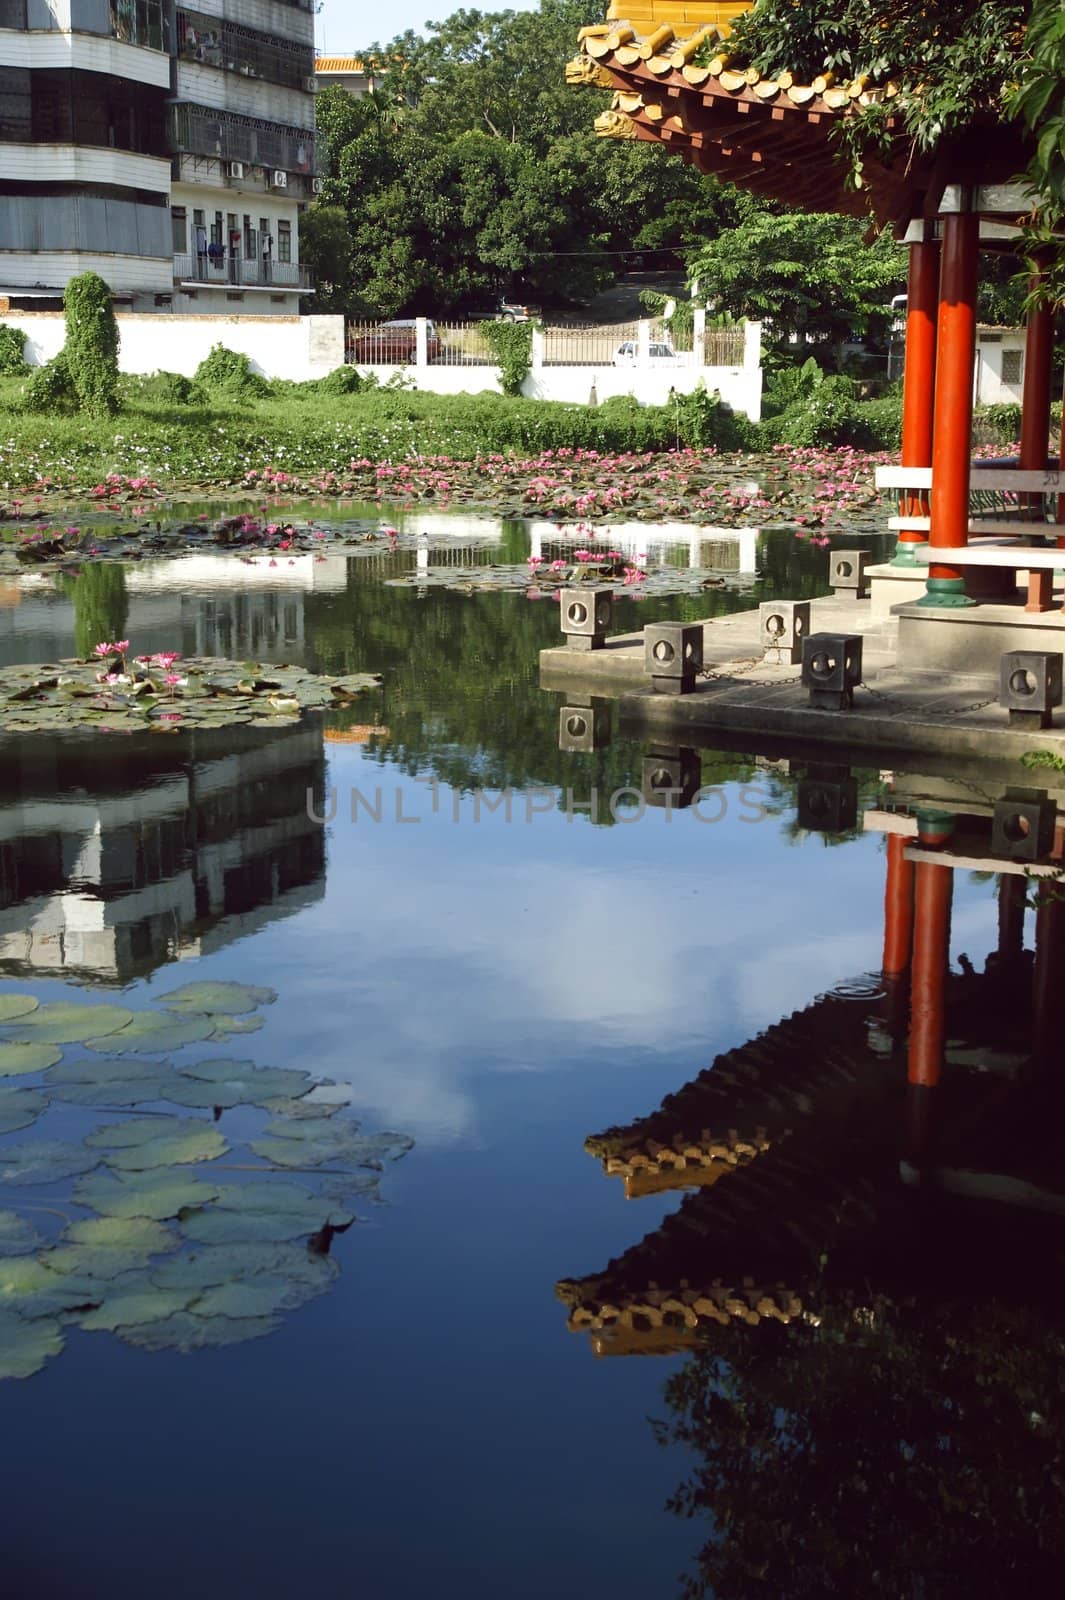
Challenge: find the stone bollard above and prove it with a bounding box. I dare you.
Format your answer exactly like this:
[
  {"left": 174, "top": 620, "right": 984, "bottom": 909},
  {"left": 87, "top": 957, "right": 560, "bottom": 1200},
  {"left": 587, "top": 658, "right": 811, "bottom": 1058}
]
[
  {"left": 801, "top": 632, "right": 863, "bottom": 711},
  {"left": 991, "top": 787, "right": 1057, "bottom": 862},
  {"left": 643, "top": 622, "right": 703, "bottom": 695},
  {"left": 796, "top": 764, "right": 859, "bottom": 832},
  {"left": 999, "top": 650, "right": 1063, "bottom": 730},
  {"left": 558, "top": 699, "right": 612, "bottom": 752},
  {"left": 759, "top": 599, "right": 811, "bottom": 665},
  {"left": 641, "top": 745, "right": 702, "bottom": 809},
  {"left": 830, "top": 549, "right": 871, "bottom": 599},
  {"left": 560, "top": 588, "right": 613, "bottom": 650}
]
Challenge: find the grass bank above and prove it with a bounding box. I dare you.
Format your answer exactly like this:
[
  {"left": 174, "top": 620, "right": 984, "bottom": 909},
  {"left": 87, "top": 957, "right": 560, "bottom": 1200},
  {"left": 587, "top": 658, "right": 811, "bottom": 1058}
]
[{"left": 0, "top": 372, "right": 911, "bottom": 497}]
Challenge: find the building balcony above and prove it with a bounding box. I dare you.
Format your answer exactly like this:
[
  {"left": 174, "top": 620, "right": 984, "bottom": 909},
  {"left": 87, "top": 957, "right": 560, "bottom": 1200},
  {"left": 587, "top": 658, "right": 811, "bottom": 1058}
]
[{"left": 173, "top": 253, "right": 312, "bottom": 290}]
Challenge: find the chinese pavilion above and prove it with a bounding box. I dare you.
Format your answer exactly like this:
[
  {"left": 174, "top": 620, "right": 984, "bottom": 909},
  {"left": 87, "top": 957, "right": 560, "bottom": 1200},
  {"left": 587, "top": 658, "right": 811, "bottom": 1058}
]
[{"left": 569, "top": 3, "right": 1065, "bottom": 623}]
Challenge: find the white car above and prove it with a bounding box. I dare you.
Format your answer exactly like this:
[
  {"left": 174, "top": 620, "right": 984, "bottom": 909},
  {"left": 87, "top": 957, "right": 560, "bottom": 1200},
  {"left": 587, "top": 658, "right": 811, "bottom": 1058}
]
[{"left": 613, "top": 340, "right": 681, "bottom": 366}]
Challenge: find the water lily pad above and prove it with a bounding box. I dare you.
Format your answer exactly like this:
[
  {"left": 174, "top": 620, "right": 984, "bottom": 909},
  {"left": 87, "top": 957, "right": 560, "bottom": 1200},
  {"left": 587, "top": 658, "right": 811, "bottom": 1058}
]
[
  {"left": 208, "top": 1014, "right": 265, "bottom": 1040},
  {"left": 192, "top": 1275, "right": 309, "bottom": 1319},
  {"left": 85, "top": 1013, "right": 216, "bottom": 1054},
  {"left": 0, "top": 1312, "right": 64, "bottom": 1379},
  {"left": 0, "top": 1041, "right": 63, "bottom": 1078},
  {"left": 0, "top": 1211, "right": 43, "bottom": 1256},
  {"left": 0, "top": 1256, "right": 99, "bottom": 1317},
  {"left": 73, "top": 1168, "right": 223, "bottom": 1221},
  {"left": 151, "top": 1241, "right": 338, "bottom": 1299},
  {"left": 0, "top": 1086, "right": 47, "bottom": 1134},
  {"left": 157, "top": 981, "right": 277, "bottom": 1016},
  {"left": 12, "top": 1002, "right": 133, "bottom": 1045},
  {"left": 0, "top": 995, "right": 39, "bottom": 1024},
  {"left": 165, "top": 1059, "right": 311, "bottom": 1110},
  {"left": 116, "top": 1310, "right": 281, "bottom": 1353},
  {"left": 47, "top": 1057, "right": 172, "bottom": 1107},
  {"left": 78, "top": 1286, "right": 194, "bottom": 1333},
  {"left": 0, "top": 1140, "right": 99, "bottom": 1187},
  {"left": 251, "top": 1120, "right": 414, "bottom": 1171},
  {"left": 85, "top": 1117, "right": 227, "bottom": 1171},
  {"left": 180, "top": 1181, "right": 352, "bottom": 1245},
  {"left": 44, "top": 1216, "right": 180, "bottom": 1280}
]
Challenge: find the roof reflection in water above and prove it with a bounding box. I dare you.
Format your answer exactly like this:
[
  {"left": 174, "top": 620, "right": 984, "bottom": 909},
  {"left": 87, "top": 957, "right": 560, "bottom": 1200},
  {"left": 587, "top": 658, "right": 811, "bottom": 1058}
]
[{"left": 555, "top": 720, "right": 1065, "bottom": 1589}]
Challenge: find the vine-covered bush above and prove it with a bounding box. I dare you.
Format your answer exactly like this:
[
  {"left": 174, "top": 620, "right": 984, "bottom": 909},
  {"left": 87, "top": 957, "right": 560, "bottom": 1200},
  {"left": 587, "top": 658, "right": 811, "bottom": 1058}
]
[
  {"left": 676, "top": 384, "right": 759, "bottom": 451},
  {"left": 194, "top": 344, "right": 270, "bottom": 398},
  {"left": 315, "top": 364, "right": 366, "bottom": 396},
  {"left": 64, "top": 271, "right": 120, "bottom": 416},
  {"left": 24, "top": 351, "right": 78, "bottom": 414},
  {"left": 483, "top": 320, "right": 534, "bottom": 397},
  {"left": 0, "top": 323, "right": 27, "bottom": 374},
  {"left": 122, "top": 370, "right": 203, "bottom": 406}
]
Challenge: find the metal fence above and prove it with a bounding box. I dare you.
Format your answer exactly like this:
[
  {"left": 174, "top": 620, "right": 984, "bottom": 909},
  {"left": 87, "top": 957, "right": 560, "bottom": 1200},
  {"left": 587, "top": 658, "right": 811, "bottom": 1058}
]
[
  {"left": 435, "top": 322, "right": 494, "bottom": 367},
  {"left": 702, "top": 327, "right": 746, "bottom": 366},
  {"left": 540, "top": 322, "right": 640, "bottom": 368}
]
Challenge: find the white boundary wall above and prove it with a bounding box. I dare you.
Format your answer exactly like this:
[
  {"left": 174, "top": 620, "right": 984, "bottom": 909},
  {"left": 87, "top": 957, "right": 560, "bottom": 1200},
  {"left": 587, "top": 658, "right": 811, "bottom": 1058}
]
[
  {"left": 4, "top": 312, "right": 345, "bottom": 381},
  {"left": 353, "top": 317, "right": 764, "bottom": 420}
]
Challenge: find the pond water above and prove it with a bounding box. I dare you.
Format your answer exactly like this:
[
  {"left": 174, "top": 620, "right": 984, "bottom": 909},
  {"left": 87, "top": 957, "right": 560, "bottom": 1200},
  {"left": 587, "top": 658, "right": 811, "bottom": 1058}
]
[{"left": 1, "top": 507, "right": 1062, "bottom": 1596}]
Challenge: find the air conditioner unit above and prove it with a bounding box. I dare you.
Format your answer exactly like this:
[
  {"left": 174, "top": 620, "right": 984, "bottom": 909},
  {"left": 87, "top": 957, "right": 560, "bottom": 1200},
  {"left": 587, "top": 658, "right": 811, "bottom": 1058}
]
[
  {"left": 304, "top": 76, "right": 318, "bottom": 93},
  {"left": 227, "top": 161, "right": 245, "bottom": 180},
  {"left": 311, "top": 177, "right": 323, "bottom": 195},
  {"left": 271, "top": 170, "right": 288, "bottom": 189}
]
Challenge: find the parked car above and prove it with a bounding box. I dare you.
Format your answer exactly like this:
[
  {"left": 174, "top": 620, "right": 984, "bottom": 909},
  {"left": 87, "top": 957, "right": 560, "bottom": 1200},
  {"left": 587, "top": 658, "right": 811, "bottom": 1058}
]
[
  {"left": 496, "top": 298, "right": 534, "bottom": 322},
  {"left": 613, "top": 340, "right": 680, "bottom": 366},
  {"left": 349, "top": 319, "right": 441, "bottom": 364}
]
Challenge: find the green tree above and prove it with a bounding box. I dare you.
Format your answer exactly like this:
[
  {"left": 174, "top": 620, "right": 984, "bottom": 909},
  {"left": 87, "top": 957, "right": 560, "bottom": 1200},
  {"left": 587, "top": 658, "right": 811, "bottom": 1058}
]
[
  {"left": 63, "top": 271, "right": 120, "bottom": 417},
  {"left": 687, "top": 209, "right": 906, "bottom": 352}
]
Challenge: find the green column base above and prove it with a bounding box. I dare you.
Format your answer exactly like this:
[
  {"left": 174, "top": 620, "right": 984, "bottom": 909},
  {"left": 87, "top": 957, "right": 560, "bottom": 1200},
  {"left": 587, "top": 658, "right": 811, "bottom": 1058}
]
[
  {"left": 891, "top": 539, "right": 928, "bottom": 568},
  {"left": 915, "top": 576, "right": 976, "bottom": 609},
  {"left": 915, "top": 807, "right": 957, "bottom": 847}
]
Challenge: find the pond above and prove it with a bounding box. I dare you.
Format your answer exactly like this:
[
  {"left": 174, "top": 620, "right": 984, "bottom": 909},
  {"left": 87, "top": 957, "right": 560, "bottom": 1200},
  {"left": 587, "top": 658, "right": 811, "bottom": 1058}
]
[{"left": 1, "top": 506, "right": 1062, "bottom": 1597}]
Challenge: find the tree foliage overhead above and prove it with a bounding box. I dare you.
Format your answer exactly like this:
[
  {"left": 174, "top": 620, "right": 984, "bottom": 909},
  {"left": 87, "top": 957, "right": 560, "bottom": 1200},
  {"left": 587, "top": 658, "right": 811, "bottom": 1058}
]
[
  {"left": 687, "top": 206, "right": 906, "bottom": 346},
  {"left": 305, "top": 3, "right": 767, "bottom": 316},
  {"left": 729, "top": 1, "right": 1028, "bottom": 155}
]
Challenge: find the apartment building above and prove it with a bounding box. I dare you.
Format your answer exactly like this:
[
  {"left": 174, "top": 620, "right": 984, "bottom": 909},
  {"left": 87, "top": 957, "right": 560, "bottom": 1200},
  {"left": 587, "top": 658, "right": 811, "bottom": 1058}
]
[{"left": 0, "top": 0, "right": 316, "bottom": 314}]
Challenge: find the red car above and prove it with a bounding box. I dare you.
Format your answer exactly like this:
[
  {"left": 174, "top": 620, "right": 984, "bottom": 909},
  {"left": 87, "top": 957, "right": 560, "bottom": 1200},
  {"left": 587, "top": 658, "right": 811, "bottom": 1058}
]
[{"left": 348, "top": 319, "right": 441, "bottom": 364}]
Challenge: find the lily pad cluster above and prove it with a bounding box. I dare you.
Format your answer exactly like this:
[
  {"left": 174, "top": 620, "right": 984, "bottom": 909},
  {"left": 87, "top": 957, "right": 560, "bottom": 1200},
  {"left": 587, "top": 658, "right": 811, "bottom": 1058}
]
[
  {"left": 0, "top": 656, "right": 380, "bottom": 737},
  {"left": 0, "top": 980, "right": 413, "bottom": 1379},
  {"left": 385, "top": 561, "right": 754, "bottom": 599}
]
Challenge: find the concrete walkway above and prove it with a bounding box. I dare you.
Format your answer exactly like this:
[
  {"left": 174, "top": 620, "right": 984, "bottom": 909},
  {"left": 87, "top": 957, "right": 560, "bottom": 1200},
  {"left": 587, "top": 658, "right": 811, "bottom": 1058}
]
[{"left": 540, "top": 593, "right": 1065, "bottom": 769}]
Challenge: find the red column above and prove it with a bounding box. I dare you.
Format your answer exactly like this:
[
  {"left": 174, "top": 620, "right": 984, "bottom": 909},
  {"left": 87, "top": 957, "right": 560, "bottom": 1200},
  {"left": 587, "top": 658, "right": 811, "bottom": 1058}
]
[
  {"left": 882, "top": 832, "right": 916, "bottom": 976},
  {"left": 1020, "top": 266, "right": 1053, "bottom": 477},
  {"left": 919, "top": 209, "right": 979, "bottom": 607},
  {"left": 1032, "top": 882, "right": 1065, "bottom": 1066},
  {"left": 896, "top": 237, "right": 940, "bottom": 565},
  {"left": 908, "top": 861, "right": 954, "bottom": 1086}
]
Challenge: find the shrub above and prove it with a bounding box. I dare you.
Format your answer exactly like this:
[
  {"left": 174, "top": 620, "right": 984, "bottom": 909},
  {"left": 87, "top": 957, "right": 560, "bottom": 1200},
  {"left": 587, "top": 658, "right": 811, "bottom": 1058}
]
[
  {"left": 676, "top": 383, "right": 759, "bottom": 451},
  {"left": 24, "top": 351, "right": 78, "bottom": 414},
  {"left": 315, "top": 364, "right": 365, "bottom": 396},
  {"left": 0, "top": 323, "right": 27, "bottom": 374},
  {"left": 762, "top": 356, "right": 825, "bottom": 420},
  {"left": 975, "top": 401, "right": 1022, "bottom": 445},
  {"left": 122, "top": 370, "right": 202, "bottom": 406},
  {"left": 854, "top": 391, "right": 903, "bottom": 450},
  {"left": 194, "top": 344, "right": 270, "bottom": 398},
  {"left": 482, "top": 320, "right": 534, "bottom": 397},
  {"left": 64, "top": 271, "right": 120, "bottom": 416}
]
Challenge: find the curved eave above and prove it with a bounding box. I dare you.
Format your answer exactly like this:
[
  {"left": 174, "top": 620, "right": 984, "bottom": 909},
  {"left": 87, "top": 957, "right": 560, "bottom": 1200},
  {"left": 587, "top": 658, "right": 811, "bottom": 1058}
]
[{"left": 573, "top": 25, "right": 1033, "bottom": 231}]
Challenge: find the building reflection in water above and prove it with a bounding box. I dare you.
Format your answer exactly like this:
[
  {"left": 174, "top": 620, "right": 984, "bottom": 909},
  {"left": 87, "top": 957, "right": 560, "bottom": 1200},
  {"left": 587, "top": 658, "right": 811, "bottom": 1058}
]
[
  {"left": 555, "top": 719, "right": 1065, "bottom": 1591},
  {"left": 0, "top": 722, "right": 327, "bottom": 985}
]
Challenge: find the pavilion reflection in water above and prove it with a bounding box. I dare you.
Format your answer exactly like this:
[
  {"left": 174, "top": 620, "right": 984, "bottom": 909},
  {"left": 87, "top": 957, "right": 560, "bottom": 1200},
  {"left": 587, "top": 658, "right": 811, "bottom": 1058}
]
[
  {"left": 556, "top": 731, "right": 1065, "bottom": 1356},
  {"left": 0, "top": 721, "right": 327, "bottom": 986}
]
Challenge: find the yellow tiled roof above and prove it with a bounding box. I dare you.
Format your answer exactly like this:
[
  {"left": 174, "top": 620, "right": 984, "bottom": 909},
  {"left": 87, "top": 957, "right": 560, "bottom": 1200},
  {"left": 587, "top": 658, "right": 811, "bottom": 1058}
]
[
  {"left": 315, "top": 57, "right": 370, "bottom": 73},
  {"left": 605, "top": 1, "right": 752, "bottom": 28}
]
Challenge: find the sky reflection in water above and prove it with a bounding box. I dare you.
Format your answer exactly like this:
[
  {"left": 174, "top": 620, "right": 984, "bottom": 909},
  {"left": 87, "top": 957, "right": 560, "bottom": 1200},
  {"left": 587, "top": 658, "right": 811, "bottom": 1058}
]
[{"left": 0, "top": 510, "right": 1052, "bottom": 1598}]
